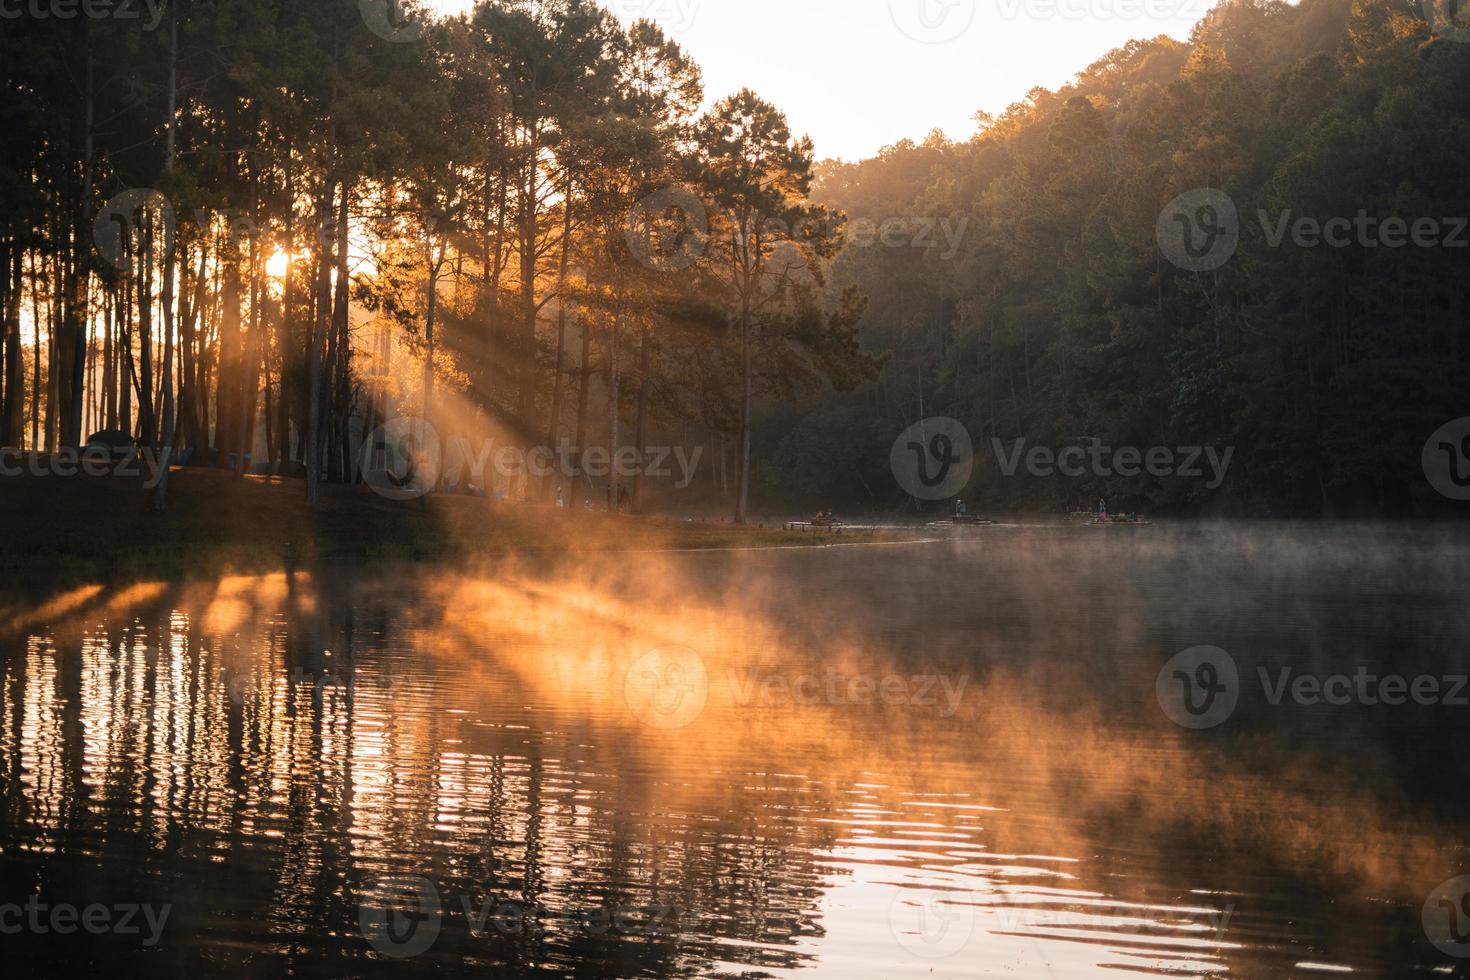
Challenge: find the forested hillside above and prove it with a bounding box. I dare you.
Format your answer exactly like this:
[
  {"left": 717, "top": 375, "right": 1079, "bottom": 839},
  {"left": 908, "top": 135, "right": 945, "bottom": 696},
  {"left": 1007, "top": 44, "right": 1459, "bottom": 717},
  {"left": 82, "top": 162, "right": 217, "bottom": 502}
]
[{"left": 775, "top": 0, "right": 1470, "bottom": 517}]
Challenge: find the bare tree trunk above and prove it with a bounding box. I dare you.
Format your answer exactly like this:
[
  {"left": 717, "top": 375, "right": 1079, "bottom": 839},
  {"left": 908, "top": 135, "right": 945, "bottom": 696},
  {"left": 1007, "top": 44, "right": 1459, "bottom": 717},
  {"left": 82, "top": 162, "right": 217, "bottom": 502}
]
[
  {"left": 632, "top": 319, "right": 649, "bottom": 513},
  {"left": 216, "top": 249, "right": 241, "bottom": 461},
  {"left": 118, "top": 247, "right": 132, "bottom": 441},
  {"left": 323, "top": 181, "right": 350, "bottom": 482},
  {"left": 31, "top": 250, "right": 42, "bottom": 449},
  {"left": 542, "top": 190, "right": 573, "bottom": 499},
  {"left": 137, "top": 215, "right": 155, "bottom": 446},
  {"left": 569, "top": 309, "right": 592, "bottom": 509},
  {"left": 61, "top": 34, "right": 96, "bottom": 451},
  {"left": 423, "top": 242, "right": 440, "bottom": 426},
  {"left": 102, "top": 281, "right": 116, "bottom": 430},
  {"left": 237, "top": 213, "right": 264, "bottom": 477},
  {"left": 152, "top": 9, "right": 180, "bottom": 512},
  {"left": 607, "top": 297, "right": 622, "bottom": 512},
  {"left": 2, "top": 249, "right": 22, "bottom": 445},
  {"left": 177, "top": 243, "right": 203, "bottom": 451},
  {"left": 0, "top": 239, "right": 9, "bottom": 444},
  {"left": 193, "top": 244, "right": 212, "bottom": 449},
  {"left": 276, "top": 154, "right": 295, "bottom": 473},
  {"left": 515, "top": 125, "right": 540, "bottom": 422},
  {"left": 306, "top": 178, "right": 336, "bottom": 506},
  {"left": 0, "top": 238, "right": 6, "bottom": 438},
  {"left": 334, "top": 203, "right": 353, "bottom": 484},
  {"left": 171, "top": 244, "right": 190, "bottom": 449},
  {"left": 263, "top": 347, "right": 276, "bottom": 476},
  {"left": 736, "top": 308, "right": 752, "bottom": 524},
  {"left": 45, "top": 250, "right": 59, "bottom": 451}
]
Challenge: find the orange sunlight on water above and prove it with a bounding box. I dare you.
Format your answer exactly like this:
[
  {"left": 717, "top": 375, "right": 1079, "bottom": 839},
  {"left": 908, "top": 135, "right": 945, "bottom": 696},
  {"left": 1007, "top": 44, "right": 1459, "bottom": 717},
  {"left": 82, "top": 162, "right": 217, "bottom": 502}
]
[{"left": 2, "top": 528, "right": 1465, "bottom": 977}]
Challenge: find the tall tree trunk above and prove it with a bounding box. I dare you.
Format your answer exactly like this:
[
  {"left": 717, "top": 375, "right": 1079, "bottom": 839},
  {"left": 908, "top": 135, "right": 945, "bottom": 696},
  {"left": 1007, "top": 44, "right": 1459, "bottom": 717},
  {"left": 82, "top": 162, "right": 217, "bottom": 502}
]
[
  {"left": 305, "top": 177, "right": 336, "bottom": 506},
  {"left": 0, "top": 237, "right": 6, "bottom": 439},
  {"left": 193, "top": 244, "right": 212, "bottom": 450},
  {"left": 736, "top": 306, "right": 752, "bottom": 524},
  {"left": 569, "top": 309, "right": 592, "bottom": 509},
  {"left": 2, "top": 249, "right": 22, "bottom": 446},
  {"left": 263, "top": 360, "right": 276, "bottom": 476},
  {"left": 172, "top": 244, "right": 190, "bottom": 449},
  {"left": 633, "top": 319, "right": 650, "bottom": 514},
  {"left": 137, "top": 214, "right": 156, "bottom": 446},
  {"left": 542, "top": 189, "right": 573, "bottom": 498},
  {"left": 332, "top": 186, "right": 353, "bottom": 483},
  {"left": 423, "top": 242, "right": 440, "bottom": 428},
  {"left": 276, "top": 153, "right": 295, "bottom": 473},
  {"left": 45, "top": 251, "right": 59, "bottom": 451},
  {"left": 152, "top": 9, "right": 180, "bottom": 511},
  {"left": 322, "top": 181, "right": 350, "bottom": 482},
  {"left": 515, "top": 123, "right": 540, "bottom": 422},
  {"left": 177, "top": 243, "right": 204, "bottom": 451},
  {"left": 119, "top": 248, "right": 133, "bottom": 440},
  {"left": 101, "top": 285, "right": 114, "bottom": 430},
  {"left": 607, "top": 297, "right": 622, "bottom": 512},
  {"left": 61, "top": 34, "right": 96, "bottom": 451},
  {"left": 180, "top": 243, "right": 207, "bottom": 449},
  {"left": 0, "top": 239, "right": 8, "bottom": 444},
  {"left": 31, "top": 250, "right": 42, "bottom": 450},
  {"left": 216, "top": 249, "right": 242, "bottom": 461},
  {"left": 237, "top": 217, "right": 264, "bottom": 477}
]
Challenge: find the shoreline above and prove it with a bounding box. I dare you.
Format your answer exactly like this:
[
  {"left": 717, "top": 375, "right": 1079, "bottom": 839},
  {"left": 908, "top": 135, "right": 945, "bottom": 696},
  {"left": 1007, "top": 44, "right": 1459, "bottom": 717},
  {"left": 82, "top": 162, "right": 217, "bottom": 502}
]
[{"left": 0, "top": 468, "right": 885, "bottom": 593}]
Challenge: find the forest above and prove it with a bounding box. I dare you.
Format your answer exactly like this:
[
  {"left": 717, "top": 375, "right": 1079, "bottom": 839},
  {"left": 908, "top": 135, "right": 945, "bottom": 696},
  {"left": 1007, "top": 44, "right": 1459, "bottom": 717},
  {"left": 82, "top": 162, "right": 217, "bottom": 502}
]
[
  {"left": 780, "top": 0, "right": 1470, "bottom": 517},
  {"left": 2, "top": 0, "right": 1468, "bottom": 521},
  {"left": 0, "top": 0, "right": 879, "bottom": 523}
]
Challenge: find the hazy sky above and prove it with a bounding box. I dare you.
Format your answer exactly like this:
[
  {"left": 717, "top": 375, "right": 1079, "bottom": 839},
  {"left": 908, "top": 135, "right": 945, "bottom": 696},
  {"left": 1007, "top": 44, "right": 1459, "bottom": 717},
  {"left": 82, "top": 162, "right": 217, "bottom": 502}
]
[{"left": 433, "top": 0, "right": 1219, "bottom": 161}]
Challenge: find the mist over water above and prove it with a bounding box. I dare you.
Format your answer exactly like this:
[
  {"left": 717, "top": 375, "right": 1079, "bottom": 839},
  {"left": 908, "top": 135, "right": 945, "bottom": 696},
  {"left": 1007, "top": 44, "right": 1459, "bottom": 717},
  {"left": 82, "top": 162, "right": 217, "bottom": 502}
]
[{"left": 1, "top": 524, "right": 1466, "bottom": 977}]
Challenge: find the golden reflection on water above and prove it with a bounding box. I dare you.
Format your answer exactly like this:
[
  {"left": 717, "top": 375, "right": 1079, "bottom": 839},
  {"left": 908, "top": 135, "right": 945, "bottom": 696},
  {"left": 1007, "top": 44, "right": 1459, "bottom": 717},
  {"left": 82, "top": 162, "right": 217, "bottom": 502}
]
[{"left": 1, "top": 531, "right": 1465, "bottom": 977}]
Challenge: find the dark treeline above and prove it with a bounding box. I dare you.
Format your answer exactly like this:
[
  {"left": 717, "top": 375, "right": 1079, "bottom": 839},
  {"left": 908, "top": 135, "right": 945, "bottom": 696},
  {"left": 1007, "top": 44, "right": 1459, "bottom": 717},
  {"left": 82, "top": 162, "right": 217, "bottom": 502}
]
[
  {"left": 0, "top": 0, "right": 879, "bottom": 521},
  {"left": 770, "top": 0, "right": 1470, "bottom": 517}
]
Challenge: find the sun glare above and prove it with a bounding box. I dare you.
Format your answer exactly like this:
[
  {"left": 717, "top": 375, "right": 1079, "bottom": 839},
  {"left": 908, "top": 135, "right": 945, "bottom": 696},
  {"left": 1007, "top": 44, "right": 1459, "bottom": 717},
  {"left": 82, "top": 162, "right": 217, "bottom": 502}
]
[{"left": 265, "top": 249, "right": 291, "bottom": 279}]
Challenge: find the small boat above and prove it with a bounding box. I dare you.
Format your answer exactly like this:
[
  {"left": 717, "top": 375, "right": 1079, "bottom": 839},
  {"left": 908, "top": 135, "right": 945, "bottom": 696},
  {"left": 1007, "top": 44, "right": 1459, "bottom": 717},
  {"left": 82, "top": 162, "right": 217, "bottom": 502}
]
[
  {"left": 926, "top": 516, "right": 996, "bottom": 528},
  {"left": 785, "top": 512, "right": 844, "bottom": 532},
  {"left": 1089, "top": 514, "right": 1153, "bottom": 527}
]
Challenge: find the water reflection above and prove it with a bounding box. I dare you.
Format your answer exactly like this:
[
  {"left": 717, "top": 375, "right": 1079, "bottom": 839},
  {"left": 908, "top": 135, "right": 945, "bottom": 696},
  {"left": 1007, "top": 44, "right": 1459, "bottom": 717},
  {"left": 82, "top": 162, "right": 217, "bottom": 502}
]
[{"left": 1, "top": 524, "right": 1466, "bottom": 976}]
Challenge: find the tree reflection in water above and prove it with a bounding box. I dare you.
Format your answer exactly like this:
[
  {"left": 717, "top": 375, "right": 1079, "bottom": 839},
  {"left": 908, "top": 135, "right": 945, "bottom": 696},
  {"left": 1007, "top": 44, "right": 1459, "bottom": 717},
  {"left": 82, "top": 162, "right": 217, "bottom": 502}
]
[{"left": 1, "top": 526, "right": 1467, "bottom": 977}]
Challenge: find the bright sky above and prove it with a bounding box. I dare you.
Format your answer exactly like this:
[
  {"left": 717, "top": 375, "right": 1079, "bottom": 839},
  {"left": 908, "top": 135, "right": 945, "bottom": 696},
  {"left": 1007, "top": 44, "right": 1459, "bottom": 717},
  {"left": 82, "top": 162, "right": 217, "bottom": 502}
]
[{"left": 433, "top": 0, "right": 1219, "bottom": 161}]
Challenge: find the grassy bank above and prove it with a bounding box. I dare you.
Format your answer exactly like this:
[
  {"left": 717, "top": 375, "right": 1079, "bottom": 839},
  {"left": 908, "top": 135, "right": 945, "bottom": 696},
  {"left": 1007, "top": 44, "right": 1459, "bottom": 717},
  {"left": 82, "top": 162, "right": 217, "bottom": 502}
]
[{"left": 0, "top": 466, "right": 865, "bottom": 588}]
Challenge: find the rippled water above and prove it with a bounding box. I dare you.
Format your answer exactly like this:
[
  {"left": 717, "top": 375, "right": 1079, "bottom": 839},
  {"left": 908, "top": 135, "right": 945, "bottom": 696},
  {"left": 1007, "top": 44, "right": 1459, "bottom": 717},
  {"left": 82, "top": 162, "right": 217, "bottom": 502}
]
[{"left": 2, "top": 524, "right": 1468, "bottom": 977}]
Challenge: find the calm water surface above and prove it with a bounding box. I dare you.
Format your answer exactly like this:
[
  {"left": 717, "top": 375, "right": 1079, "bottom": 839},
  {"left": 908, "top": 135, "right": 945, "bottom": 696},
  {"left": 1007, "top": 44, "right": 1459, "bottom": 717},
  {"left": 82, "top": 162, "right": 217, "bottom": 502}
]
[{"left": 2, "top": 524, "right": 1467, "bottom": 977}]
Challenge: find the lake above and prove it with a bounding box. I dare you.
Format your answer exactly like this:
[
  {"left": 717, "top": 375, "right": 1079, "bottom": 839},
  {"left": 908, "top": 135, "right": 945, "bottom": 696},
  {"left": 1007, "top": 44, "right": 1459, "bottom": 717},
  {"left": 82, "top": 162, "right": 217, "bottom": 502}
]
[{"left": 2, "top": 523, "right": 1467, "bottom": 977}]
